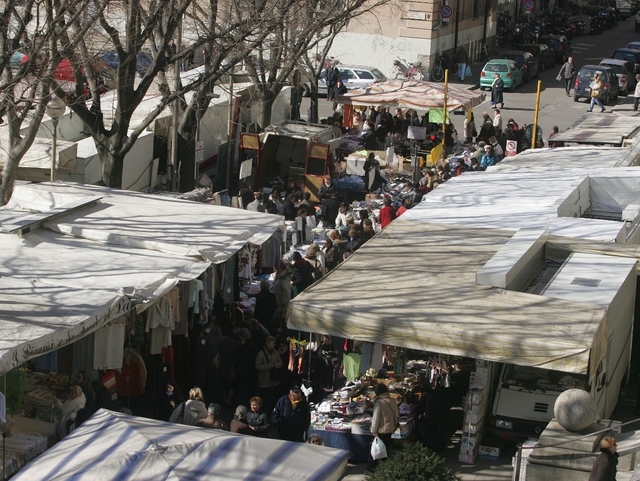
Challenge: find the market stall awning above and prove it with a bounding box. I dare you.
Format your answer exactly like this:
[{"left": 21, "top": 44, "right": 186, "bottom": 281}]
[
  {"left": 550, "top": 114, "right": 640, "bottom": 146},
  {"left": 287, "top": 222, "right": 609, "bottom": 375},
  {"left": 5, "top": 183, "right": 284, "bottom": 264},
  {"left": 337, "top": 79, "right": 486, "bottom": 111},
  {"left": 0, "top": 229, "right": 209, "bottom": 376},
  {"left": 12, "top": 409, "right": 348, "bottom": 481}
]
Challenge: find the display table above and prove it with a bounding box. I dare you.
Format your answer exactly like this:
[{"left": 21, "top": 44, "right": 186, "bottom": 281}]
[{"left": 308, "top": 429, "right": 373, "bottom": 463}]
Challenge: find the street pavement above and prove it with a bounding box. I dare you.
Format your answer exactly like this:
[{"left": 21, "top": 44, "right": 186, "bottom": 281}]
[{"left": 303, "top": 15, "right": 639, "bottom": 145}]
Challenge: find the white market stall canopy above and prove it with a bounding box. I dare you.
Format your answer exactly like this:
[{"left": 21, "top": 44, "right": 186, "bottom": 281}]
[
  {"left": 399, "top": 166, "right": 640, "bottom": 242},
  {"left": 5, "top": 183, "right": 284, "bottom": 263},
  {"left": 287, "top": 222, "right": 610, "bottom": 375},
  {"left": 0, "top": 182, "right": 284, "bottom": 375},
  {"left": 12, "top": 409, "right": 348, "bottom": 481},
  {"left": 337, "top": 79, "right": 486, "bottom": 111},
  {"left": 551, "top": 114, "right": 640, "bottom": 146},
  {"left": 0, "top": 229, "right": 209, "bottom": 376}
]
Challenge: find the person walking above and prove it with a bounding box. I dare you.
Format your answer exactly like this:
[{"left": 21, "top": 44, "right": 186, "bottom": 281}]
[
  {"left": 588, "top": 436, "right": 618, "bottom": 481},
  {"left": 587, "top": 73, "right": 606, "bottom": 113},
  {"left": 271, "top": 386, "right": 311, "bottom": 442},
  {"left": 491, "top": 73, "right": 504, "bottom": 109},
  {"left": 634, "top": 74, "right": 640, "bottom": 111},
  {"left": 455, "top": 48, "right": 469, "bottom": 81},
  {"left": 558, "top": 56, "right": 577, "bottom": 97}
]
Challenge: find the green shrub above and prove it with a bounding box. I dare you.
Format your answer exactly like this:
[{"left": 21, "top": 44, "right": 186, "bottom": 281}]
[{"left": 371, "top": 443, "right": 461, "bottom": 481}]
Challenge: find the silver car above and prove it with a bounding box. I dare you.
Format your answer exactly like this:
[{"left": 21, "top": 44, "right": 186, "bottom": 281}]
[
  {"left": 599, "top": 58, "right": 636, "bottom": 95},
  {"left": 304, "top": 65, "right": 387, "bottom": 96}
]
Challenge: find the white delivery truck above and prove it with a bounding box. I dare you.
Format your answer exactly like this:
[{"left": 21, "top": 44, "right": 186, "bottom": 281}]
[{"left": 489, "top": 251, "right": 637, "bottom": 441}]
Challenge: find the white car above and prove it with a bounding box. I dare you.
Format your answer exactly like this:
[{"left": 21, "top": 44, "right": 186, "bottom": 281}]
[{"left": 304, "top": 65, "right": 387, "bottom": 96}]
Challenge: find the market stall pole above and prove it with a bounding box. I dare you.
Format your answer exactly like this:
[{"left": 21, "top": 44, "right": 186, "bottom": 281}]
[
  {"left": 442, "top": 69, "right": 449, "bottom": 151},
  {"left": 531, "top": 80, "right": 542, "bottom": 150}
]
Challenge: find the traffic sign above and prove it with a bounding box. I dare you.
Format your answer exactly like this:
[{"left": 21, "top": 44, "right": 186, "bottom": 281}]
[
  {"left": 523, "top": 0, "right": 535, "bottom": 11},
  {"left": 441, "top": 5, "right": 453, "bottom": 18}
]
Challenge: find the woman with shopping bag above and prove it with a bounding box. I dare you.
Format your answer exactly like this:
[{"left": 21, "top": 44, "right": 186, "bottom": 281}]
[{"left": 367, "top": 383, "right": 399, "bottom": 471}]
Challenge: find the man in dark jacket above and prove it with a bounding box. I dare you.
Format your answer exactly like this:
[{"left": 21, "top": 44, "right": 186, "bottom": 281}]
[
  {"left": 589, "top": 436, "right": 618, "bottom": 481},
  {"left": 282, "top": 194, "right": 297, "bottom": 221},
  {"left": 322, "top": 192, "right": 340, "bottom": 229},
  {"left": 331, "top": 79, "right": 348, "bottom": 111},
  {"left": 323, "top": 238, "right": 338, "bottom": 272},
  {"left": 291, "top": 252, "right": 314, "bottom": 293},
  {"left": 271, "top": 387, "right": 311, "bottom": 442},
  {"left": 558, "top": 56, "right": 576, "bottom": 97}
]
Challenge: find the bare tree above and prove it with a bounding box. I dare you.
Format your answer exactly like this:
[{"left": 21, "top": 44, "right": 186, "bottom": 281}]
[
  {"left": 0, "top": 0, "right": 71, "bottom": 205},
  {"left": 241, "top": 0, "right": 391, "bottom": 129},
  {"left": 46, "top": 0, "right": 279, "bottom": 191}
]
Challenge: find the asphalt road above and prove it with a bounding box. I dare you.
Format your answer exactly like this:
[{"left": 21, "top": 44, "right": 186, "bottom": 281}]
[{"left": 303, "top": 16, "right": 639, "bottom": 145}]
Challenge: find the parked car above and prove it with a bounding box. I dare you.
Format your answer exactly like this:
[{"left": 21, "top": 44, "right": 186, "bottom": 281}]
[
  {"left": 308, "top": 65, "right": 387, "bottom": 96},
  {"left": 611, "top": 48, "right": 640, "bottom": 73},
  {"left": 99, "top": 50, "right": 153, "bottom": 76},
  {"left": 602, "top": 0, "right": 633, "bottom": 18},
  {"left": 629, "top": 41, "right": 640, "bottom": 50},
  {"left": 574, "top": 64, "right": 620, "bottom": 104},
  {"left": 599, "top": 58, "right": 635, "bottom": 95},
  {"left": 501, "top": 50, "right": 539, "bottom": 83},
  {"left": 538, "top": 35, "right": 572, "bottom": 63},
  {"left": 519, "top": 43, "right": 556, "bottom": 71},
  {"left": 479, "top": 59, "right": 524, "bottom": 92},
  {"left": 583, "top": 0, "right": 606, "bottom": 14}
]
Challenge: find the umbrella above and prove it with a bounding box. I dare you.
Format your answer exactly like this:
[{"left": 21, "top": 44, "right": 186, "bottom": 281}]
[{"left": 337, "top": 79, "right": 485, "bottom": 111}]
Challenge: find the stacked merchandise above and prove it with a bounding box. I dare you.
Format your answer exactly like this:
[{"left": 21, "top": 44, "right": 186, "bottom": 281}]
[{"left": 459, "top": 360, "right": 493, "bottom": 463}]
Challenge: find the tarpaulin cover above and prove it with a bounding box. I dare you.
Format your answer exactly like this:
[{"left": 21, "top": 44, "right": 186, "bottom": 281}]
[
  {"left": 0, "top": 182, "right": 282, "bottom": 375},
  {"left": 12, "top": 409, "right": 348, "bottom": 481},
  {"left": 0, "top": 229, "right": 209, "bottom": 376},
  {"left": 337, "top": 79, "right": 486, "bottom": 111},
  {"left": 6, "top": 183, "right": 284, "bottom": 263},
  {"left": 287, "top": 222, "right": 608, "bottom": 375},
  {"left": 551, "top": 114, "right": 640, "bottom": 145}
]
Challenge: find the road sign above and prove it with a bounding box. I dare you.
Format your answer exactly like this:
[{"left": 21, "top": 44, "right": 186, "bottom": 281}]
[
  {"left": 441, "top": 5, "right": 453, "bottom": 19},
  {"left": 523, "top": 0, "right": 535, "bottom": 11},
  {"left": 505, "top": 140, "right": 518, "bottom": 157}
]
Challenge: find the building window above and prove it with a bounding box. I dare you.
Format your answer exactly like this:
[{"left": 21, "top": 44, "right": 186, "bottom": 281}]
[{"left": 473, "top": 0, "right": 481, "bottom": 18}]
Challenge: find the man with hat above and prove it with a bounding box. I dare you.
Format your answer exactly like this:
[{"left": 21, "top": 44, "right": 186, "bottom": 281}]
[{"left": 634, "top": 74, "right": 640, "bottom": 111}]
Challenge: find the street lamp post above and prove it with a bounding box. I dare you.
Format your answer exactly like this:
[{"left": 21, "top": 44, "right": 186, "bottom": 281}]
[{"left": 46, "top": 96, "right": 66, "bottom": 182}]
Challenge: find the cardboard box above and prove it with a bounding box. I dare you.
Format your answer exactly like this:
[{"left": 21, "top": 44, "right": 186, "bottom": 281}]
[
  {"left": 461, "top": 432, "right": 482, "bottom": 449},
  {"left": 463, "top": 418, "right": 485, "bottom": 435},
  {"left": 479, "top": 443, "right": 502, "bottom": 460},
  {"left": 467, "top": 389, "right": 487, "bottom": 405},
  {"left": 465, "top": 411, "right": 484, "bottom": 424}
]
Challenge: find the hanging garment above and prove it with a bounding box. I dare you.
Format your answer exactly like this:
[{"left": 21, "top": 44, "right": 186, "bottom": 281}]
[
  {"left": 222, "top": 257, "right": 235, "bottom": 305},
  {"left": 73, "top": 333, "right": 97, "bottom": 383},
  {"left": 115, "top": 349, "right": 146, "bottom": 396},
  {"left": 360, "top": 343, "right": 372, "bottom": 374},
  {"left": 150, "top": 327, "right": 172, "bottom": 355},
  {"left": 94, "top": 318, "right": 126, "bottom": 370},
  {"left": 343, "top": 353, "right": 361, "bottom": 383},
  {"left": 371, "top": 343, "right": 384, "bottom": 370}
]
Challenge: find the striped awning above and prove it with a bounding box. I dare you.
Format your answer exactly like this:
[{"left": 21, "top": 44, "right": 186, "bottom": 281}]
[{"left": 337, "top": 79, "right": 486, "bottom": 111}]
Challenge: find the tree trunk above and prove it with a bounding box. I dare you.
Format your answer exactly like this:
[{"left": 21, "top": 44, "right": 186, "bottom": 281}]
[
  {"left": 256, "top": 94, "right": 277, "bottom": 130},
  {"left": 98, "top": 140, "right": 125, "bottom": 189},
  {"left": 178, "top": 134, "right": 196, "bottom": 192},
  {"left": 0, "top": 150, "right": 21, "bottom": 206},
  {"left": 309, "top": 86, "right": 319, "bottom": 124}
]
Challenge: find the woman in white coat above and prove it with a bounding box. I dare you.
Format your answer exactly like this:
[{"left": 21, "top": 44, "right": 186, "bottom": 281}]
[{"left": 54, "top": 385, "right": 86, "bottom": 437}]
